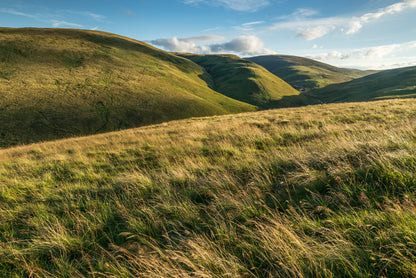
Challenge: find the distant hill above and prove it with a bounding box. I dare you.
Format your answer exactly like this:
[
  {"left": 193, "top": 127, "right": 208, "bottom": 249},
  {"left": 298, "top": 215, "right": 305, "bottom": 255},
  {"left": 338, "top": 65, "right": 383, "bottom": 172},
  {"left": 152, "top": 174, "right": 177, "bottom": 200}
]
[
  {"left": 247, "top": 55, "right": 375, "bottom": 91},
  {"left": 178, "top": 54, "right": 302, "bottom": 108},
  {"left": 0, "top": 28, "right": 255, "bottom": 147},
  {"left": 310, "top": 66, "right": 416, "bottom": 103}
]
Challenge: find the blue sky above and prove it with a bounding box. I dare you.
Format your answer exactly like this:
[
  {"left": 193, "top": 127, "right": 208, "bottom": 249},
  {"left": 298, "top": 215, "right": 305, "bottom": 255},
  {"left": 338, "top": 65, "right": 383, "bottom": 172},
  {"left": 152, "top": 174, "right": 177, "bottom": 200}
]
[{"left": 1, "top": 0, "right": 416, "bottom": 69}]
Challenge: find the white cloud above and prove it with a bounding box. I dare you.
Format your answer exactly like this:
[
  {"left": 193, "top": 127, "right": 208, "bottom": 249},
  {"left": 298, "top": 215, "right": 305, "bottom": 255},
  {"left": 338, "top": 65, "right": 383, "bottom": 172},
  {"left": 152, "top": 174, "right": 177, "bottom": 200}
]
[
  {"left": 297, "top": 26, "right": 333, "bottom": 40},
  {"left": 242, "top": 21, "right": 264, "bottom": 26},
  {"left": 150, "top": 35, "right": 275, "bottom": 56},
  {"left": 345, "top": 0, "right": 416, "bottom": 35},
  {"left": 277, "top": 8, "right": 318, "bottom": 20},
  {"left": 210, "top": 36, "right": 275, "bottom": 55},
  {"left": 346, "top": 20, "right": 362, "bottom": 35},
  {"left": 0, "top": 7, "right": 102, "bottom": 28},
  {"left": 292, "top": 8, "right": 318, "bottom": 18},
  {"left": 270, "top": 0, "right": 416, "bottom": 40},
  {"left": 51, "top": 20, "right": 84, "bottom": 28},
  {"left": 149, "top": 35, "right": 225, "bottom": 53},
  {"left": 125, "top": 9, "right": 138, "bottom": 17},
  {"left": 180, "top": 35, "right": 225, "bottom": 43},
  {"left": 149, "top": 37, "right": 208, "bottom": 53},
  {"left": 308, "top": 41, "right": 416, "bottom": 69},
  {"left": 0, "top": 8, "right": 38, "bottom": 19},
  {"left": 364, "top": 44, "right": 401, "bottom": 58},
  {"left": 311, "top": 51, "right": 352, "bottom": 61},
  {"left": 270, "top": 17, "right": 347, "bottom": 40},
  {"left": 183, "top": 0, "right": 269, "bottom": 12},
  {"left": 66, "top": 10, "right": 105, "bottom": 20}
]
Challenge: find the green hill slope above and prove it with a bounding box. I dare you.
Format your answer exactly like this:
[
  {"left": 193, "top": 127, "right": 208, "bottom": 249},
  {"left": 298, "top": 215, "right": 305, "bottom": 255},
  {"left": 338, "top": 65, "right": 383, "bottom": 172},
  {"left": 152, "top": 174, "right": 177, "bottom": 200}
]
[
  {"left": 178, "top": 54, "right": 301, "bottom": 108},
  {"left": 247, "top": 55, "right": 375, "bottom": 91},
  {"left": 0, "top": 28, "right": 255, "bottom": 147},
  {"left": 310, "top": 66, "right": 416, "bottom": 103},
  {"left": 1, "top": 99, "right": 416, "bottom": 277}
]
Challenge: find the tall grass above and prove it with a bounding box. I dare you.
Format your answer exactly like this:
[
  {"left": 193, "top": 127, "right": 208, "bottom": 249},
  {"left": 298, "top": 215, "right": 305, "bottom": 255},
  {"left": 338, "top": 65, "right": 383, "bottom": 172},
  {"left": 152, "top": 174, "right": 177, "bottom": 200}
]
[{"left": 1, "top": 99, "right": 416, "bottom": 277}]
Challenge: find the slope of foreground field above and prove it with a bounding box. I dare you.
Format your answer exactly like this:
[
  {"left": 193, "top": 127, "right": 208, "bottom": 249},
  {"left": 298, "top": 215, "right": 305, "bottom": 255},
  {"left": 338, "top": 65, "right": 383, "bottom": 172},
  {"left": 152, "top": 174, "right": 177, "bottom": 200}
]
[
  {"left": 310, "top": 65, "right": 416, "bottom": 103},
  {"left": 247, "top": 55, "right": 375, "bottom": 91},
  {"left": 0, "top": 28, "right": 254, "bottom": 147},
  {"left": 1, "top": 99, "right": 416, "bottom": 277},
  {"left": 179, "top": 54, "right": 302, "bottom": 108}
]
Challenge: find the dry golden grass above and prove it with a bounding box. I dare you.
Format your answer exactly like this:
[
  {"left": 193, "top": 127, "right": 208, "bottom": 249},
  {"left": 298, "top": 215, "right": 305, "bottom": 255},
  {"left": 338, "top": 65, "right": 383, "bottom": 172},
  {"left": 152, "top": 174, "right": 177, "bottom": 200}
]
[{"left": 1, "top": 99, "right": 416, "bottom": 277}]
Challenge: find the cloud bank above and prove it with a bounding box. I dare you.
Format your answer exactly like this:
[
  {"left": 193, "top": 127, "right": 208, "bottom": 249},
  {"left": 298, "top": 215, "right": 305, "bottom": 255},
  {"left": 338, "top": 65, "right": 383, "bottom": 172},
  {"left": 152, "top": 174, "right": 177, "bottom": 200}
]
[{"left": 150, "top": 35, "right": 275, "bottom": 56}]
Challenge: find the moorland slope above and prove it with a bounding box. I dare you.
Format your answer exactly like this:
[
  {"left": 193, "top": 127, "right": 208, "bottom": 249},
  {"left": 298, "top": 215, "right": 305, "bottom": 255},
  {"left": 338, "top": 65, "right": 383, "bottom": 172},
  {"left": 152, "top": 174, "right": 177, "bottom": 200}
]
[
  {"left": 247, "top": 55, "right": 374, "bottom": 91},
  {"left": 310, "top": 65, "right": 416, "bottom": 103},
  {"left": 179, "top": 54, "right": 302, "bottom": 108},
  {"left": 0, "top": 28, "right": 255, "bottom": 147}
]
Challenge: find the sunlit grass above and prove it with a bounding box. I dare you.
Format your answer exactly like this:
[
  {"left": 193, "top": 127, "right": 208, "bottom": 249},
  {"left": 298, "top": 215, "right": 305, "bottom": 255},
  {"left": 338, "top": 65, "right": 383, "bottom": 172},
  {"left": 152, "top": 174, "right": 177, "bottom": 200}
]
[
  {"left": 247, "top": 55, "right": 374, "bottom": 92},
  {"left": 0, "top": 28, "right": 254, "bottom": 148},
  {"left": 312, "top": 66, "right": 416, "bottom": 103},
  {"left": 1, "top": 99, "right": 416, "bottom": 277},
  {"left": 178, "top": 54, "right": 300, "bottom": 107}
]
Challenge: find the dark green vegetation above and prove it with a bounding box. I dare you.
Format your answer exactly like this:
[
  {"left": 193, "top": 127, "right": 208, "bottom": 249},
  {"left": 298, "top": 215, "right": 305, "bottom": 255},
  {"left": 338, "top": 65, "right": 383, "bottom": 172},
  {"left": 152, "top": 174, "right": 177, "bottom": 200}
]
[
  {"left": 247, "top": 55, "right": 375, "bottom": 91},
  {"left": 1, "top": 99, "right": 416, "bottom": 277},
  {"left": 0, "top": 28, "right": 255, "bottom": 147},
  {"left": 179, "top": 54, "right": 301, "bottom": 108},
  {"left": 310, "top": 65, "right": 416, "bottom": 103}
]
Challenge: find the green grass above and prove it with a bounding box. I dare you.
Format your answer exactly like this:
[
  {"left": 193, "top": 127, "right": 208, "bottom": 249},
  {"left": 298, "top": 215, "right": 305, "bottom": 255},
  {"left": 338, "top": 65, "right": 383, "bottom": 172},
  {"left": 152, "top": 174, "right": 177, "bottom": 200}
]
[
  {"left": 1, "top": 99, "right": 416, "bottom": 277},
  {"left": 309, "top": 66, "right": 416, "bottom": 103},
  {"left": 247, "top": 55, "right": 376, "bottom": 92},
  {"left": 179, "top": 54, "right": 301, "bottom": 108},
  {"left": 0, "top": 28, "right": 255, "bottom": 148}
]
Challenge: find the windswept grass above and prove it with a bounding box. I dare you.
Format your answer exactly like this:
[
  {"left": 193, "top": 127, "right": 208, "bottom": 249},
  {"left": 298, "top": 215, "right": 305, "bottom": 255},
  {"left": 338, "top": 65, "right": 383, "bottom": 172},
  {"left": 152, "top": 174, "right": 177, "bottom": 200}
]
[{"left": 1, "top": 99, "right": 416, "bottom": 277}]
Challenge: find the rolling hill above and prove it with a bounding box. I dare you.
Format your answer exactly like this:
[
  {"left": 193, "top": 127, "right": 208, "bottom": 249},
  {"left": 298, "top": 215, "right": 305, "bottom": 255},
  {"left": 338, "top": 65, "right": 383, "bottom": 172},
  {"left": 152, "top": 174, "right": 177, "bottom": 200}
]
[
  {"left": 0, "top": 28, "right": 255, "bottom": 147},
  {"left": 1, "top": 99, "right": 416, "bottom": 277},
  {"left": 247, "top": 55, "right": 375, "bottom": 91},
  {"left": 309, "top": 65, "right": 416, "bottom": 103},
  {"left": 178, "top": 54, "right": 302, "bottom": 108}
]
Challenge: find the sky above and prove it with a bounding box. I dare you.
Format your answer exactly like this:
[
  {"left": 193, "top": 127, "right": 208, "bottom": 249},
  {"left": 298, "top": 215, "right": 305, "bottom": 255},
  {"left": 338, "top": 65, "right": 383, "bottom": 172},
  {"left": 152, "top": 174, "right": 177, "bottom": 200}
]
[{"left": 1, "top": 0, "right": 416, "bottom": 69}]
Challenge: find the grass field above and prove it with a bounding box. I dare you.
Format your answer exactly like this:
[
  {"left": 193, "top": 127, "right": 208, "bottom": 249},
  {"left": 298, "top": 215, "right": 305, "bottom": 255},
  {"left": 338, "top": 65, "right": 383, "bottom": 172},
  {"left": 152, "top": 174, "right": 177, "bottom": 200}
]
[
  {"left": 0, "top": 28, "right": 254, "bottom": 148},
  {"left": 1, "top": 99, "right": 416, "bottom": 277}
]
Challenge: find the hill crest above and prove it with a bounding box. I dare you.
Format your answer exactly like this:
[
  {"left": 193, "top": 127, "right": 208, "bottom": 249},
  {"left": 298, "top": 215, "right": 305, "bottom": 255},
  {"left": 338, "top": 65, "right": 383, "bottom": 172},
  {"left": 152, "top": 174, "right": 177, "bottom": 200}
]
[
  {"left": 0, "top": 27, "right": 255, "bottom": 147},
  {"left": 247, "top": 54, "right": 375, "bottom": 91}
]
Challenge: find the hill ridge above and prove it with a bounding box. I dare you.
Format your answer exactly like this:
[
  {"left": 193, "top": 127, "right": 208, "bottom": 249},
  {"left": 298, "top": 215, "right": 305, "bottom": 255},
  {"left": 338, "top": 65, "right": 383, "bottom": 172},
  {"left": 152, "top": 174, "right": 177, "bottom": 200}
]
[
  {"left": 247, "top": 54, "right": 375, "bottom": 91},
  {"left": 178, "top": 53, "right": 302, "bottom": 108},
  {"left": 309, "top": 65, "right": 416, "bottom": 103},
  {"left": 0, "top": 27, "right": 255, "bottom": 147}
]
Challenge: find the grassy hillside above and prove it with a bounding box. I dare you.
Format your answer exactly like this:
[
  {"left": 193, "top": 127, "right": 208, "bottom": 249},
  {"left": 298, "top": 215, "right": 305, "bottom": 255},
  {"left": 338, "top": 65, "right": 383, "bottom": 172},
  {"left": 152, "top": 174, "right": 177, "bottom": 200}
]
[
  {"left": 0, "top": 28, "right": 255, "bottom": 147},
  {"left": 309, "top": 65, "right": 416, "bottom": 103},
  {"left": 179, "top": 54, "right": 302, "bottom": 108},
  {"left": 1, "top": 99, "right": 416, "bottom": 277},
  {"left": 247, "top": 55, "right": 375, "bottom": 91}
]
